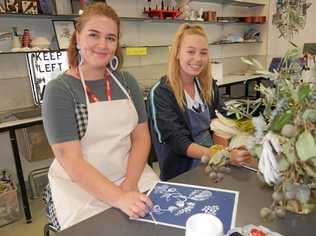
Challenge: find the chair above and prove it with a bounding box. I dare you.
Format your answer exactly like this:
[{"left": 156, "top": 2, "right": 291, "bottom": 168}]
[
  {"left": 44, "top": 223, "right": 58, "bottom": 236},
  {"left": 144, "top": 96, "right": 158, "bottom": 168}
]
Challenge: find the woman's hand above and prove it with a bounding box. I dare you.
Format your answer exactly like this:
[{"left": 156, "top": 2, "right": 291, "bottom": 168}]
[
  {"left": 230, "top": 146, "right": 253, "bottom": 165},
  {"left": 114, "top": 191, "right": 153, "bottom": 219}
]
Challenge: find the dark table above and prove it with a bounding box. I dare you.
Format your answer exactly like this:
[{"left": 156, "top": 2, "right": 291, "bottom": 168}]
[
  {"left": 56, "top": 165, "right": 316, "bottom": 236},
  {"left": 0, "top": 116, "right": 42, "bottom": 223}
]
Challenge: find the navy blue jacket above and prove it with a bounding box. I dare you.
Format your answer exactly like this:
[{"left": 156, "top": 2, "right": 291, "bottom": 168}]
[{"left": 147, "top": 76, "right": 225, "bottom": 180}]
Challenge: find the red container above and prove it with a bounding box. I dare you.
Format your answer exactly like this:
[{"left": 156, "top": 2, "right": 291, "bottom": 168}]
[{"left": 244, "top": 16, "right": 253, "bottom": 23}]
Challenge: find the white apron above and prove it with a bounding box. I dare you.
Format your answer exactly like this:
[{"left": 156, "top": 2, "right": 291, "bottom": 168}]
[{"left": 48, "top": 68, "right": 158, "bottom": 230}]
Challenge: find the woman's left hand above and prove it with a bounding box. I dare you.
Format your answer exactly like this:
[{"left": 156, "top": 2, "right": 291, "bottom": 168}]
[{"left": 230, "top": 146, "right": 253, "bottom": 165}]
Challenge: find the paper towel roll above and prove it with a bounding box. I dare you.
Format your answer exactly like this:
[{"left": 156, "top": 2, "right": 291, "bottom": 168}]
[{"left": 211, "top": 62, "right": 223, "bottom": 82}]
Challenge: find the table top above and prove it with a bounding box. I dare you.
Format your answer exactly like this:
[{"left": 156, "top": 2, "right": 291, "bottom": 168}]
[
  {"left": 0, "top": 116, "right": 42, "bottom": 131},
  {"left": 217, "top": 74, "right": 267, "bottom": 86},
  {"left": 56, "top": 165, "right": 316, "bottom": 236}
]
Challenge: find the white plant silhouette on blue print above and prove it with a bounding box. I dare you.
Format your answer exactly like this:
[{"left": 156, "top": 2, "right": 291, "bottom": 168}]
[
  {"left": 151, "top": 184, "right": 213, "bottom": 216},
  {"left": 201, "top": 205, "right": 220, "bottom": 215}
]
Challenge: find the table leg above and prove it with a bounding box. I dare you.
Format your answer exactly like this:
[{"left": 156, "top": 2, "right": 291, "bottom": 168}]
[
  {"left": 245, "top": 81, "right": 249, "bottom": 98},
  {"left": 225, "top": 85, "right": 231, "bottom": 98},
  {"left": 256, "top": 79, "right": 261, "bottom": 99},
  {"left": 9, "top": 129, "right": 32, "bottom": 223}
]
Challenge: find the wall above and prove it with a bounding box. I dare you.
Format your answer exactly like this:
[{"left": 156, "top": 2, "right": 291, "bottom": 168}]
[
  {"left": 0, "top": 0, "right": 272, "bottom": 180},
  {"left": 267, "top": 0, "right": 316, "bottom": 62}
]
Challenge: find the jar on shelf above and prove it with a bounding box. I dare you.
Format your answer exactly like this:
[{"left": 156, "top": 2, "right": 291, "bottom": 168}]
[{"left": 22, "top": 29, "right": 31, "bottom": 48}]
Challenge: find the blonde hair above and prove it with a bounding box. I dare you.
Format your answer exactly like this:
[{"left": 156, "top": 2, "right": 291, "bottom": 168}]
[
  {"left": 67, "top": 3, "right": 123, "bottom": 70},
  {"left": 167, "top": 23, "right": 213, "bottom": 111}
]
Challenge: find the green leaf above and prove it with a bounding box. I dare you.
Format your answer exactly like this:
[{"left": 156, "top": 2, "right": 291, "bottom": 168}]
[
  {"left": 272, "top": 110, "right": 293, "bottom": 132},
  {"left": 296, "top": 130, "right": 316, "bottom": 161},
  {"left": 303, "top": 109, "right": 316, "bottom": 123},
  {"left": 297, "top": 84, "right": 311, "bottom": 103},
  {"left": 283, "top": 142, "right": 297, "bottom": 164},
  {"left": 296, "top": 185, "right": 311, "bottom": 204},
  {"left": 209, "top": 150, "right": 227, "bottom": 166},
  {"left": 278, "top": 155, "right": 290, "bottom": 171}
]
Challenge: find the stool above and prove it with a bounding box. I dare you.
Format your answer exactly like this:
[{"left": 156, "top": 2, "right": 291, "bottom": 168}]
[{"left": 44, "top": 223, "right": 58, "bottom": 236}]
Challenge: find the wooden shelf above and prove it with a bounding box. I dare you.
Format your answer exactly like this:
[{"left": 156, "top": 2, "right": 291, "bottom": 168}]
[
  {"left": 0, "top": 41, "right": 262, "bottom": 55},
  {"left": 189, "top": 0, "right": 266, "bottom": 7},
  {"left": 0, "top": 13, "right": 265, "bottom": 25}
]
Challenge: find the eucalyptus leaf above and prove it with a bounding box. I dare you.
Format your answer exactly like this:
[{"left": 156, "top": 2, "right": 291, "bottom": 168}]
[
  {"left": 278, "top": 156, "right": 290, "bottom": 171},
  {"left": 283, "top": 182, "right": 294, "bottom": 192},
  {"left": 303, "top": 163, "right": 316, "bottom": 177},
  {"left": 283, "top": 142, "right": 297, "bottom": 164},
  {"left": 296, "top": 185, "right": 311, "bottom": 204},
  {"left": 297, "top": 84, "right": 311, "bottom": 103},
  {"left": 229, "top": 133, "right": 250, "bottom": 149},
  {"left": 303, "top": 109, "right": 316, "bottom": 123},
  {"left": 310, "top": 158, "right": 316, "bottom": 167},
  {"left": 209, "top": 150, "right": 226, "bottom": 166},
  {"left": 272, "top": 110, "right": 293, "bottom": 132},
  {"left": 296, "top": 130, "right": 316, "bottom": 161}
]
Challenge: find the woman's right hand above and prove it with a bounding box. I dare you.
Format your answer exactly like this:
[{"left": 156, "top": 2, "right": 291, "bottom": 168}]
[
  {"left": 114, "top": 191, "right": 153, "bottom": 219},
  {"left": 230, "top": 146, "right": 253, "bottom": 165}
]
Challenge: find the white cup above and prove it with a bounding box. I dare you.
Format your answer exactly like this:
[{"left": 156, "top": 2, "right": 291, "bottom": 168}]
[{"left": 185, "top": 213, "right": 224, "bottom": 236}]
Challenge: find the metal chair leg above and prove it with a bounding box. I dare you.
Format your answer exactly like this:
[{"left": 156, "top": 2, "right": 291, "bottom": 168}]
[{"left": 44, "top": 223, "right": 58, "bottom": 236}]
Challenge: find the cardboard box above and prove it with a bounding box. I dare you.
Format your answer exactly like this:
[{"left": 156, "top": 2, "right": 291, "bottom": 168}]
[{"left": 0, "top": 182, "right": 20, "bottom": 227}]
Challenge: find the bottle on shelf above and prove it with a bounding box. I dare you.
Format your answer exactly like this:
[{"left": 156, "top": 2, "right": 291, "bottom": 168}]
[{"left": 11, "top": 26, "right": 21, "bottom": 49}]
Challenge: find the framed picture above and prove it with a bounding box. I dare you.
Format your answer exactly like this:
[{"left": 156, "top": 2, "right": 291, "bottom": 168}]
[
  {"left": 0, "top": 0, "right": 6, "bottom": 13},
  {"left": 5, "top": 0, "right": 20, "bottom": 13},
  {"left": 38, "top": 0, "right": 55, "bottom": 14},
  {"left": 52, "top": 20, "right": 75, "bottom": 50},
  {"left": 21, "top": 0, "right": 38, "bottom": 14}
]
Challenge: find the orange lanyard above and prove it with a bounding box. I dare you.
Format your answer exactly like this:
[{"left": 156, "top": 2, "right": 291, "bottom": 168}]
[{"left": 76, "top": 67, "right": 112, "bottom": 102}]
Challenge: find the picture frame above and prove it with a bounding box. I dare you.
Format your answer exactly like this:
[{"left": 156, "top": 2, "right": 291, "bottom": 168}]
[
  {"left": 38, "top": 0, "right": 55, "bottom": 15},
  {"left": 52, "top": 20, "right": 75, "bottom": 50},
  {"left": 0, "top": 0, "right": 6, "bottom": 13},
  {"left": 21, "top": 0, "right": 38, "bottom": 14},
  {"left": 5, "top": 0, "right": 20, "bottom": 13}
]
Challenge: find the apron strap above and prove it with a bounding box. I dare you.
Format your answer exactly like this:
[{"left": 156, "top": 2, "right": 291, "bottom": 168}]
[{"left": 106, "top": 68, "right": 131, "bottom": 100}]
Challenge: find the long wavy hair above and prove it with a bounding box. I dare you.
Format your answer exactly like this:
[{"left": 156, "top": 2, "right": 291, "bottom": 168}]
[
  {"left": 167, "top": 23, "right": 213, "bottom": 111},
  {"left": 67, "top": 2, "right": 123, "bottom": 70}
]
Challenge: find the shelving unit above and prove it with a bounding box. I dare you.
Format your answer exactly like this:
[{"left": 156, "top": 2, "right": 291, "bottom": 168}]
[
  {"left": 0, "top": 13, "right": 265, "bottom": 25},
  {"left": 189, "top": 0, "right": 266, "bottom": 7}
]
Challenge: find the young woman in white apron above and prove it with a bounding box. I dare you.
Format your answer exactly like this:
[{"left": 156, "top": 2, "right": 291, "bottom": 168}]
[{"left": 42, "top": 3, "right": 158, "bottom": 230}]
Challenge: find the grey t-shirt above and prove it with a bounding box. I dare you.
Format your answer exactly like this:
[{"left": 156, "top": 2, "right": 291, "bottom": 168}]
[{"left": 42, "top": 70, "right": 147, "bottom": 145}]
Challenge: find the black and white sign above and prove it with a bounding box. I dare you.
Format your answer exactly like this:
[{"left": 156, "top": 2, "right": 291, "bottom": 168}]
[{"left": 26, "top": 50, "right": 69, "bottom": 105}]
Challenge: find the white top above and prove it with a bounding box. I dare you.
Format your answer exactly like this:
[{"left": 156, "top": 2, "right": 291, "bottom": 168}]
[{"left": 184, "top": 82, "right": 205, "bottom": 113}]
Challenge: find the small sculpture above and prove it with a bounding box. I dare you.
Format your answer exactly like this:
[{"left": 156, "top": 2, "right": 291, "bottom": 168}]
[{"left": 197, "top": 8, "right": 204, "bottom": 21}]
